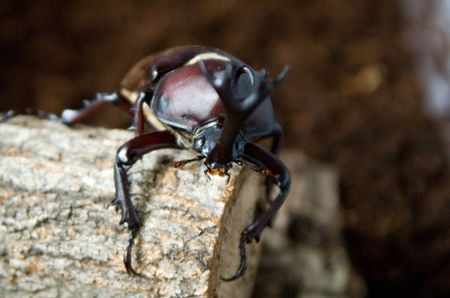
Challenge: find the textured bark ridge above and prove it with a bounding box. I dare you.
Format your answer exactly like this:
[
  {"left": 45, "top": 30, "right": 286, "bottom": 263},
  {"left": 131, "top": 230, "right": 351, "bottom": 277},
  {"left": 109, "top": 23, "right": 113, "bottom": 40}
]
[{"left": 0, "top": 117, "right": 262, "bottom": 297}]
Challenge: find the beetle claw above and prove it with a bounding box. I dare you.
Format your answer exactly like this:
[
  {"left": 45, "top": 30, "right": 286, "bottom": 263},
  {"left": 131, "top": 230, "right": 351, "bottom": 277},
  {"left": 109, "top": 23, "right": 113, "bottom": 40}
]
[
  {"left": 107, "top": 198, "right": 120, "bottom": 212},
  {"left": 124, "top": 227, "right": 141, "bottom": 276},
  {"left": 220, "top": 220, "right": 266, "bottom": 281},
  {"left": 220, "top": 229, "right": 251, "bottom": 281}
]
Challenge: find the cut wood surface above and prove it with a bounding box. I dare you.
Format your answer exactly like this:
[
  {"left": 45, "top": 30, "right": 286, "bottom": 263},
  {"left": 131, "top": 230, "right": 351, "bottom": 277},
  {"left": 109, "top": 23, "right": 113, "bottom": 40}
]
[{"left": 0, "top": 116, "right": 263, "bottom": 297}]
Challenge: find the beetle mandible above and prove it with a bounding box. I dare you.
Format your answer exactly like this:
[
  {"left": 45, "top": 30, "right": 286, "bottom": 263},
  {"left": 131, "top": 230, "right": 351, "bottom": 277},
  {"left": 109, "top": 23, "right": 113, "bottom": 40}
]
[{"left": 6, "top": 46, "right": 291, "bottom": 281}]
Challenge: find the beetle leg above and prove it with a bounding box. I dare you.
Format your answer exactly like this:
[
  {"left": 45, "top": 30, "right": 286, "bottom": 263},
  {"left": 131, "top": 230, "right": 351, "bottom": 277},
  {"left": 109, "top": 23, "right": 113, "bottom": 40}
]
[
  {"left": 60, "top": 92, "right": 133, "bottom": 124},
  {"left": 255, "top": 122, "right": 283, "bottom": 201},
  {"left": 265, "top": 123, "right": 284, "bottom": 202},
  {"left": 221, "top": 142, "right": 291, "bottom": 281},
  {"left": 266, "top": 122, "right": 283, "bottom": 155},
  {"left": 130, "top": 92, "right": 153, "bottom": 136},
  {"left": 0, "top": 108, "right": 61, "bottom": 122},
  {"left": 0, "top": 93, "right": 133, "bottom": 124},
  {"left": 0, "top": 110, "right": 16, "bottom": 122},
  {"left": 113, "top": 131, "right": 181, "bottom": 275}
]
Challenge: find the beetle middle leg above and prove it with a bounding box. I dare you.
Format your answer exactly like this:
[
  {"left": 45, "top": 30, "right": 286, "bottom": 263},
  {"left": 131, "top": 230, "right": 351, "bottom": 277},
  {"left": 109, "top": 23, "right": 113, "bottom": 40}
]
[
  {"left": 60, "top": 92, "right": 134, "bottom": 124},
  {"left": 113, "top": 131, "right": 181, "bottom": 275},
  {"left": 221, "top": 142, "right": 291, "bottom": 281},
  {"left": 1, "top": 93, "right": 133, "bottom": 124},
  {"left": 0, "top": 108, "right": 60, "bottom": 123}
]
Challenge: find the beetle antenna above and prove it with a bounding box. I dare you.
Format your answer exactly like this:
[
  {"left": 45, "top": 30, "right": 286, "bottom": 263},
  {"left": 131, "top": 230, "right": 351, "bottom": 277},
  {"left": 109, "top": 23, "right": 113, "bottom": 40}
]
[
  {"left": 236, "top": 159, "right": 272, "bottom": 176},
  {"left": 172, "top": 155, "right": 205, "bottom": 168}
]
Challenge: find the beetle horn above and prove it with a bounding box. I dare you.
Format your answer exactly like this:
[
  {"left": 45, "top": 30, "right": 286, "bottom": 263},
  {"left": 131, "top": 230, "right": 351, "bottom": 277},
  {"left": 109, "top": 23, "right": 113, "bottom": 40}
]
[
  {"left": 199, "top": 60, "right": 289, "bottom": 168},
  {"left": 272, "top": 66, "right": 290, "bottom": 90},
  {"left": 199, "top": 61, "right": 239, "bottom": 110}
]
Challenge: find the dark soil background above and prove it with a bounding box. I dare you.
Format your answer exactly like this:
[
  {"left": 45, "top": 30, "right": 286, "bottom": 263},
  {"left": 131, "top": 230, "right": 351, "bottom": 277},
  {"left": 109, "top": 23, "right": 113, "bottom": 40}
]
[{"left": 1, "top": 1, "right": 450, "bottom": 297}]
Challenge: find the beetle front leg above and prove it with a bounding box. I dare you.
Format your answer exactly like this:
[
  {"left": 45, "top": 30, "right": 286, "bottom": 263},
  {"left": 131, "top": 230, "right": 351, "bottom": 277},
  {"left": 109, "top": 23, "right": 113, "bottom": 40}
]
[
  {"left": 255, "top": 123, "right": 283, "bottom": 201},
  {"left": 222, "top": 142, "right": 291, "bottom": 281},
  {"left": 112, "top": 131, "right": 181, "bottom": 275}
]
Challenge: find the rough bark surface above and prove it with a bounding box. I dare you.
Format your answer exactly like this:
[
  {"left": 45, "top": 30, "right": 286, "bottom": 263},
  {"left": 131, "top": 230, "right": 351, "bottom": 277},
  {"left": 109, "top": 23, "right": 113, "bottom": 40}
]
[{"left": 0, "top": 116, "right": 262, "bottom": 297}]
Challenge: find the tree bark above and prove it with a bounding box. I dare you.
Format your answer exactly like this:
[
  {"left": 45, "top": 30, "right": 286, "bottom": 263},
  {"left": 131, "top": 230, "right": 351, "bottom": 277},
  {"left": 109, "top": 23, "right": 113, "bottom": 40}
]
[{"left": 0, "top": 116, "right": 262, "bottom": 297}]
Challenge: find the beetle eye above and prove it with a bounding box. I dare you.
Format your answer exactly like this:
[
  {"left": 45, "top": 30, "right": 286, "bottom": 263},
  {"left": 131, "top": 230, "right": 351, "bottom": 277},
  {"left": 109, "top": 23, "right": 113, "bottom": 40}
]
[
  {"left": 194, "top": 134, "right": 206, "bottom": 149},
  {"left": 234, "top": 67, "right": 254, "bottom": 98}
]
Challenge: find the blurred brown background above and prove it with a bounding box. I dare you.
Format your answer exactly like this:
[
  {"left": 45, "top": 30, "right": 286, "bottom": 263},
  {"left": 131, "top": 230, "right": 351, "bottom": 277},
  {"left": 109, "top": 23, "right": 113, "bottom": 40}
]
[{"left": 1, "top": 1, "right": 450, "bottom": 297}]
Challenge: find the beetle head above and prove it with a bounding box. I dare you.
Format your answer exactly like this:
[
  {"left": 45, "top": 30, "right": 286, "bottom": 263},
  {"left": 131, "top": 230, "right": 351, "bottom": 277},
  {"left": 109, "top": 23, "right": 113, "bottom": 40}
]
[
  {"left": 193, "top": 123, "right": 231, "bottom": 177},
  {"left": 192, "top": 120, "right": 221, "bottom": 156},
  {"left": 192, "top": 119, "right": 246, "bottom": 177}
]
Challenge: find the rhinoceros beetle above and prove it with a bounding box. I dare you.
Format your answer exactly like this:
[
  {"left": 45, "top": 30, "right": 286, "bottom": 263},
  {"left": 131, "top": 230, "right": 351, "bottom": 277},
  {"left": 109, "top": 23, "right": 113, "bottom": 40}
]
[{"left": 3, "top": 46, "right": 291, "bottom": 281}]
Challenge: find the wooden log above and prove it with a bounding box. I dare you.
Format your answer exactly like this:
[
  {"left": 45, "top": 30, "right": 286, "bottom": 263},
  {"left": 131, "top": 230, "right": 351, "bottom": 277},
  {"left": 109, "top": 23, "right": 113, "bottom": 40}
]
[{"left": 0, "top": 116, "right": 263, "bottom": 297}]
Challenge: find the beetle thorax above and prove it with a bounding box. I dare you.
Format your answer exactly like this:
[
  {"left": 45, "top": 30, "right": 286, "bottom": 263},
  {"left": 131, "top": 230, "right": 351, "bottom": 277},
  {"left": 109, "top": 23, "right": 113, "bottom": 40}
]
[{"left": 150, "top": 61, "right": 227, "bottom": 133}]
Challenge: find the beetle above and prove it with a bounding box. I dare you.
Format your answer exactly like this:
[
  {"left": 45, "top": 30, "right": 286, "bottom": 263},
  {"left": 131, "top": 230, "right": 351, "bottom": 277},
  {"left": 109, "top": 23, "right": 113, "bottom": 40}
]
[{"left": 3, "top": 46, "right": 291, "bottom": 281}]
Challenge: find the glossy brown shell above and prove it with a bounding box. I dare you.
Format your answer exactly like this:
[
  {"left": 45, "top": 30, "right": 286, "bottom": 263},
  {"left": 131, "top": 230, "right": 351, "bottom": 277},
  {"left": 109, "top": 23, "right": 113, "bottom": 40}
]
[
  {"left": 119, "top": 46, "right": 277, "bottom": 141},
  {"left": 151, "top": 60, "right": 227, "bottom": 132}
]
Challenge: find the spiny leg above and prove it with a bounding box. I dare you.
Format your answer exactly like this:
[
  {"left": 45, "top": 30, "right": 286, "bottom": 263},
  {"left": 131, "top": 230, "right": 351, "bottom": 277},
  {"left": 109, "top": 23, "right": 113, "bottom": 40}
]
[
  {"left": 221, "top": 142, "right": 291, "bottom": 281},
  {"left": 60, "top": 92, "right": 133, "bottom": 124},
  {"left": 248, "top": 123, "right": 284, "bottom": 203},
  {"left": 0, "top": 108, "right": 60, "bottom": 123},
  {"left": 1, "top": 92, "right": 133, "bottom": 125},
  {"left": 264, "top": 123, "right": 283, "bottom": 201},
  {"left": 113, "top": 131, "right": 181, "bottom": 275}
]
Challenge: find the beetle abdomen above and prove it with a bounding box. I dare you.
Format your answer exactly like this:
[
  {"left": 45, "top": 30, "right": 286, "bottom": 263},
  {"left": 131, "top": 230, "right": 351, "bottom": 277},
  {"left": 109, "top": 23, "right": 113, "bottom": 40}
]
[{"left": 151, "top": 61, "right": 226, "bottom": 132}]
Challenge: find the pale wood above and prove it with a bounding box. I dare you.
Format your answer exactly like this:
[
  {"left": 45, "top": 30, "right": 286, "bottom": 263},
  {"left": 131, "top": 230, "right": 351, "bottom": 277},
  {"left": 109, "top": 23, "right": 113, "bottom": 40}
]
[{"left": 0, "top": 116, "right": 262, "bottom": 297}]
